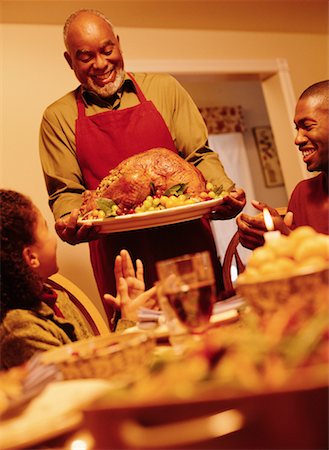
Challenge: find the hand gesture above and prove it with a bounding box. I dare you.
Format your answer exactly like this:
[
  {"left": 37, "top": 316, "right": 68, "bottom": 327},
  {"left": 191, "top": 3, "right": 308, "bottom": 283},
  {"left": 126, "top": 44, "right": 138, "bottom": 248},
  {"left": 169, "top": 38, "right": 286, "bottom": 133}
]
[
  {"left": 236, "top": 200, "right": 292, "bottom": 250},
  {"left": 104, "top": 249, "right": 158, "bottom": 322}
]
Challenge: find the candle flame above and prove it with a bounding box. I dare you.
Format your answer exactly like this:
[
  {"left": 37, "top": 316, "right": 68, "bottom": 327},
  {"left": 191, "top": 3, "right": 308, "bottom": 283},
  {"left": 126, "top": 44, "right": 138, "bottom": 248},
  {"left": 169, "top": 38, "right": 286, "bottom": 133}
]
[{"left": 263, "top": 208, "right": 274, "bottom": 231}]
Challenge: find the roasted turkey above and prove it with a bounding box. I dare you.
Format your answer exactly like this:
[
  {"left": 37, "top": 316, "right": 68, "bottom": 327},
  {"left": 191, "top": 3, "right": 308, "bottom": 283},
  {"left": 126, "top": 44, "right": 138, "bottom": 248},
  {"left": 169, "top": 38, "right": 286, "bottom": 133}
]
[{"left": 80, "top": 148, "right": 206, "bottom": 214}]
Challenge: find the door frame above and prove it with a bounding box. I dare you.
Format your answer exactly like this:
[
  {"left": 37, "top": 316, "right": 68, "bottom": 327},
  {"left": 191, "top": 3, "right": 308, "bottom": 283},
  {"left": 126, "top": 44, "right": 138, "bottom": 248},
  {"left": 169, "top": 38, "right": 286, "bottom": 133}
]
[{"left": 127, "top": 57, "right": 308, "bottom": 197}]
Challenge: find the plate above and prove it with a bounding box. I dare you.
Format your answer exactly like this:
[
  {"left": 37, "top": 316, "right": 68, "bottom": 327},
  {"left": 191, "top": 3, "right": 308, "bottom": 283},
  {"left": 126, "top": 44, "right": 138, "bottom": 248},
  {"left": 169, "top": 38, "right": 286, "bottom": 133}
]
[
  {"left": 77, "top": 198, "right": 224, "bottom": 233},
  {"left": 0, "top": 379, "right": 112, "bottom": 450}
]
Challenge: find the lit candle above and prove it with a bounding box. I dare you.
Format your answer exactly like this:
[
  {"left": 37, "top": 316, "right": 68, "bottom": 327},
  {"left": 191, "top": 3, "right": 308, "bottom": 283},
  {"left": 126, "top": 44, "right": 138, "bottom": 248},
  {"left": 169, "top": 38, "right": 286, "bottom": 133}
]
[{"left": 263, "top": 208, "right": 281, "bottom": 244}]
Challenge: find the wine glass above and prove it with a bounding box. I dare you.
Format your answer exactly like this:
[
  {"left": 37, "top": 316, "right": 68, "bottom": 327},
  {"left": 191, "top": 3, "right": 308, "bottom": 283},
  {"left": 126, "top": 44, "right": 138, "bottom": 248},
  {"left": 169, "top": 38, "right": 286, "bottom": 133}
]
[{"left": 156, "top": 252, "right": 216, "bottom": 338}]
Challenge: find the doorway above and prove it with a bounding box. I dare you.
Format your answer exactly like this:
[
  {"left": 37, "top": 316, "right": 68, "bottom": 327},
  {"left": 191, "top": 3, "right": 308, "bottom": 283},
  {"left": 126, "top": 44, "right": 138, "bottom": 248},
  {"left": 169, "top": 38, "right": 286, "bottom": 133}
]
[{"left": 127, "top": 57, "right": 308, "bottom": 198}]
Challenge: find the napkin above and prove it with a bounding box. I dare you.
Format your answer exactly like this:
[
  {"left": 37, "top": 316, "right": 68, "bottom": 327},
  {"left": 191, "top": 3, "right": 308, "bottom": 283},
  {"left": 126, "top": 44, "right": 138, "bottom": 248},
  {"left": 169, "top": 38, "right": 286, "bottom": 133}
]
[
  {"left": 0, "top": 354, "right": 61, "bottom": 419},
  {"left": 137, "top": 295, "right": 245, "bottom": 326},
  {"left": 138, "top": 307, "right": 163, "bottom": 323}
]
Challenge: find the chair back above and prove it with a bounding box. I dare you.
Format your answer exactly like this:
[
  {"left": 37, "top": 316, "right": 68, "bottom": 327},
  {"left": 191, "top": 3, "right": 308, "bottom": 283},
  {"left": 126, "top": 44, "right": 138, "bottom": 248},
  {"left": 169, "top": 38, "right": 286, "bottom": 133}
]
[
  {"left": 222, "top": 207, "right": 287, "bottom": 293},
  {"left": 222, "top": 231, "right": 245, "bottom": 293},
  {"left": 48, "top": 273, "right": 110, "bottom": 336}
]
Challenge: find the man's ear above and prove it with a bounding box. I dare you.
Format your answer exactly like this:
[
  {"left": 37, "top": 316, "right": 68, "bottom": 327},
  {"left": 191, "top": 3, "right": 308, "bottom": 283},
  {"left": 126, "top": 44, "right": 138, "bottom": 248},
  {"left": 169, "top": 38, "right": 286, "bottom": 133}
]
[
  {"left": 64, "top": 51, "right": 73, "bottom": 69},
  {"left": 22, "top": 247, "right": 40, "bottom": 269},
  {"left": 117, "top": 35, "right": 122, "bottom": 51}
]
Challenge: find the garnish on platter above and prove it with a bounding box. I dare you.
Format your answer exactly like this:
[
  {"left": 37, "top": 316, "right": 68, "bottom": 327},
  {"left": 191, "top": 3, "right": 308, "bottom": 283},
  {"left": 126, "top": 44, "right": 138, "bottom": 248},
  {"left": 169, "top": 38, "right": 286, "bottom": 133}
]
[{"left": 78, "top": 148, "right": 231, "bottom": 221}]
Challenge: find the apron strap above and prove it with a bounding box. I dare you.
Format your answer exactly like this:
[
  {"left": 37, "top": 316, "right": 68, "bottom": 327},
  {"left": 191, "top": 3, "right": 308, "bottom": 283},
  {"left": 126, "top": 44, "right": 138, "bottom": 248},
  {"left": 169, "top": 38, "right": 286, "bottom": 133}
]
[
  {"left": 127, "top": 72, "right": 147, "bottom": 102},
  {"left": 76, "top": 74, "right": 146, "bottom": 117},
  {"left": 76, "top": 88, "right": 86, "bottom": 118}
]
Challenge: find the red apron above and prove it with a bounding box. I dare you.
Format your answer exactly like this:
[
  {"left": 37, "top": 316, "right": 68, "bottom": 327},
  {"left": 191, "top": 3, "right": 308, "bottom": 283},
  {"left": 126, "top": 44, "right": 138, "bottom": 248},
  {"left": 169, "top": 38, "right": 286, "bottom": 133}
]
[{"left": 75, "top": 73, "right": 223, "bottom": 323}]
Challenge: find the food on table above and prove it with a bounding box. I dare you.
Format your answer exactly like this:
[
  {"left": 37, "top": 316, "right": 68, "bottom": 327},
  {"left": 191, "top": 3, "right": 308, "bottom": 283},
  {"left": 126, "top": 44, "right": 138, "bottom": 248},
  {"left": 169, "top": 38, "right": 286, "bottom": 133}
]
[
  {"left": 93, "top": 223, "right": 328, "bottom": 403},
  {"left": 236, "top": 226, "right": 329, "bottom": 332},
  {"left": 237, "top": 226, "right": 329, "bottom": 284},
  {"left": 100, "top": 302, "right": 328, "bottom": 403},
  {"left": 39, "top": 333, "right": 155, "bottom": 382},
  {"left": 79, "top": 148, "right": 229, "bottom": 219}
]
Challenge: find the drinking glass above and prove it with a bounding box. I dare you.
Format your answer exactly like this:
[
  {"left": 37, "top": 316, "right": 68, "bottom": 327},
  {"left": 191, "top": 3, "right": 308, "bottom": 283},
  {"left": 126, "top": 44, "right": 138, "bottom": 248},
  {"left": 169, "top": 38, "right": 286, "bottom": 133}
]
[{"left": 156, "top": 252, "right": 216, "bottom": 337}]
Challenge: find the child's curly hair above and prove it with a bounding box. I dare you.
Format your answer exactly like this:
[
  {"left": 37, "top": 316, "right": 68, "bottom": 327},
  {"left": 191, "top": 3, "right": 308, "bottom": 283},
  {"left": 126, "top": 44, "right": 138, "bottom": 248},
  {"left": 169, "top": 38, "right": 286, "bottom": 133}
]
[{"left": 0, "top": 189, "right": 44, "bottom": 320}]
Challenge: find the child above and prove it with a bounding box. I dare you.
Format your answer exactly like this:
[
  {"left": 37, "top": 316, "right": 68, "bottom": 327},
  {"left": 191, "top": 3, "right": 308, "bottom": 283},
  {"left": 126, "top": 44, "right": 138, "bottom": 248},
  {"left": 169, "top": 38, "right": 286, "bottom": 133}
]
[{"left": 0, "top": 189, "right": 156, "bottom": 369}]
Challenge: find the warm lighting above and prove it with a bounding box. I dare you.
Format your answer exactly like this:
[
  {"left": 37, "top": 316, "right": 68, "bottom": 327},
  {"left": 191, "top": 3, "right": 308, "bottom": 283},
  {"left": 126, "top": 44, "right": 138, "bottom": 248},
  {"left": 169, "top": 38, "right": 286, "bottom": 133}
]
[
  {"left": 70, "top": 439, "right": 89, "bottom": 450},
  {"left": 263, "top": 208, "right": 274, "bottom": 231},
  {"left": 67, "top": 431, "right": 95, "bottom": 450},
  {"left": 263, "top": 208, "right": 281, "bottom": 244}
]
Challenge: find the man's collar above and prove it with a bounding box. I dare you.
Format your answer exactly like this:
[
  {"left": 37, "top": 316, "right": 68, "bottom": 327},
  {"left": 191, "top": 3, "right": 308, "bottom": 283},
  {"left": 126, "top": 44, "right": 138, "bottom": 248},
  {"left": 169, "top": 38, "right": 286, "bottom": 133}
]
[{"left": 81, "top": 74, "right": 135, "bottom": 108}]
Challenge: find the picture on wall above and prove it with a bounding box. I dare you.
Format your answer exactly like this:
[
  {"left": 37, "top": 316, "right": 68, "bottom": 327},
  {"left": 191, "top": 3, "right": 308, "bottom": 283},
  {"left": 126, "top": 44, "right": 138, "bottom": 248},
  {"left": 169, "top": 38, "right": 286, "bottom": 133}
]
[{"left": 253, "top": 126, "right": 284, "bottom": 188}]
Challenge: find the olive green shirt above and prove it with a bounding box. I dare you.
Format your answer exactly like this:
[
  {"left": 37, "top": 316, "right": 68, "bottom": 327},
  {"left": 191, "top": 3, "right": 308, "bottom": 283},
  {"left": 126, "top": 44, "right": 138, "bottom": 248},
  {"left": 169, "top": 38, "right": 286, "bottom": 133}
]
[
  {"left": 0, "top": 289, "right": 93, "bottom": 369},
  {"left": 0, "top": 289, "right": 134, "bottom": 369},
  {"left": 40, "top": 72, "right": 234, "bottom": 219}
]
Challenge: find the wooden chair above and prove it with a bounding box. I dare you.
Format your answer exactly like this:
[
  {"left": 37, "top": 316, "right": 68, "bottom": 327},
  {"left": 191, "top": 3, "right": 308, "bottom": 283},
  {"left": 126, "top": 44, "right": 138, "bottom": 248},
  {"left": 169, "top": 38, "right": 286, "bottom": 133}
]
[
  {"left": 222, "top": 231, "right": 245, "bottom": 293},
  {"left": 47, "top": 273, "right": 110, "bottom": 336}
]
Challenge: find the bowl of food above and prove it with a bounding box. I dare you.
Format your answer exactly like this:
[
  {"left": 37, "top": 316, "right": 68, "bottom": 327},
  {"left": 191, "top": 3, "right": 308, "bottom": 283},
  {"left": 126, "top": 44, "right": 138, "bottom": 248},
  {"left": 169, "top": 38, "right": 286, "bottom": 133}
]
[
  {"left": 39, "top": 333, "right": 155, "bottom": 383},
  {"left": 236, "top": 226, "right": 329, "bottom": 318}
]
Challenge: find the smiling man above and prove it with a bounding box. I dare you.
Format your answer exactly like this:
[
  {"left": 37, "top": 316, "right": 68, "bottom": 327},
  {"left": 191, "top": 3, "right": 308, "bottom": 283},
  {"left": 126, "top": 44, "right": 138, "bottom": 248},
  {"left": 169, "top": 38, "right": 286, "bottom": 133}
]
[
  {"left": 63, "top": 11, "right": 125, "bottom": 98},
  {"left": 39, "top": 9, "right": 246, "bottom": 325},
  {"left": 237, "top": 80, "right": 329, "bottom": 250},
  {"left": 288, "top": 81, "right": 329, "bottom": 230}
]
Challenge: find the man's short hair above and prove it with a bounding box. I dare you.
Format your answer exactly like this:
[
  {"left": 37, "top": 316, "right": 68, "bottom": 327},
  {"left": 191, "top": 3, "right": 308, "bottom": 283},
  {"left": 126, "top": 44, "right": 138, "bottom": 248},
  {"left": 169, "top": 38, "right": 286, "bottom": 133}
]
[
  {"left": 63, "top": 9, "right": 114, "bottom": 51},
  {"left": 299, "top": 80, "right": 329, "bottom": 108}
]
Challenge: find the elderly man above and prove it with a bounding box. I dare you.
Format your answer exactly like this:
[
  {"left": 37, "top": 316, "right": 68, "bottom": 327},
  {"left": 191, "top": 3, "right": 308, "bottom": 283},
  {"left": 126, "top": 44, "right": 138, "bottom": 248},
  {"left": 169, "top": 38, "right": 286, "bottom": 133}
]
[
  {"left": 39, "top": 9, "right": 246, "bottom": 325},
  {"left": 237, "top": 80, "right": 329, "bottom": 250}
]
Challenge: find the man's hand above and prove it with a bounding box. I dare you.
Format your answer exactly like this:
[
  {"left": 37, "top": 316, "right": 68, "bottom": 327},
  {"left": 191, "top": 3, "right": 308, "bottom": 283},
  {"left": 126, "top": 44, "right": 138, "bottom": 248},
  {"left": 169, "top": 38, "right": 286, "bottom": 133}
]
[
  {"left": 208, "top": 187, "right": 246, "bottom": 220},
  {"left": 55, "top": 209, "right": 100, "bottom": 245},
  {"left": 236, "top": 200, "right": 291, "bottom": 250}
]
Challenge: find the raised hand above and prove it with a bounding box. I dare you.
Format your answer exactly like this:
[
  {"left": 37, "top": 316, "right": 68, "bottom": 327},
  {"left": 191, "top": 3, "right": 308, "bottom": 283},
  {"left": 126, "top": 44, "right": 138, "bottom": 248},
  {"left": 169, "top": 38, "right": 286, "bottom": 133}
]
[
  {"left": 105, "top": 279, "right": 157, "bottom": 322},
  {"left": 104, "top": 249, "right": 158, "bottom": 322},
  {"left": 113, "top": 249, "right": 145, "bottom": 299}
]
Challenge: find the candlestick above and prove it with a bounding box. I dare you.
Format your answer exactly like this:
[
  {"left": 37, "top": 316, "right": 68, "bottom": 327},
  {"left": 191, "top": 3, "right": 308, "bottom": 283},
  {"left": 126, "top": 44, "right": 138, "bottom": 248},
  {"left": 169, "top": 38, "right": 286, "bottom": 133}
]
[{"left": 264, "top": 229, "right": 281, "bottom": 244}]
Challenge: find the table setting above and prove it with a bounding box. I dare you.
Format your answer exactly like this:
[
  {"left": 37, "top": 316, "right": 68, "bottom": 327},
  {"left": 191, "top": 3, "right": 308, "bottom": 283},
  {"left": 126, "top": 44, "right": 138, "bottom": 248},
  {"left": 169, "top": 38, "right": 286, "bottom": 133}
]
[
  {"left": 0, "top": 224, "right": 328, "bottom": 449},
  {"left": 75, "top": 227, "right": 328, "bottom": 449}
]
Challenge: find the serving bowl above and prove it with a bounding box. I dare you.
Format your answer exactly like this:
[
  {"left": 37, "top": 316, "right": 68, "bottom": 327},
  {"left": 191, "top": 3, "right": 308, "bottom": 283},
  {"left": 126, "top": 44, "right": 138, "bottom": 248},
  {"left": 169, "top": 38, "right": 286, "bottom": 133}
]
[
  {"left": 236, "top": 227, "right": 329, "bottom": 321},
  {"left": 237, "top": 267, "right": 329, "bottom": 317},
  {"left": 39, "top": 333, "right": 155, "bottom": 382}
]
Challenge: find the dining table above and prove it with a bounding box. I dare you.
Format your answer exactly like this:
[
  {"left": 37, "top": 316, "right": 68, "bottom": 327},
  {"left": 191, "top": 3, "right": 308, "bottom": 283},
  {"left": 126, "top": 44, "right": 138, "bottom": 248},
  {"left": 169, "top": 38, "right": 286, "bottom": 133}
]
[{"left": 0, "top": 294, "right": 328, "bottom": 450}]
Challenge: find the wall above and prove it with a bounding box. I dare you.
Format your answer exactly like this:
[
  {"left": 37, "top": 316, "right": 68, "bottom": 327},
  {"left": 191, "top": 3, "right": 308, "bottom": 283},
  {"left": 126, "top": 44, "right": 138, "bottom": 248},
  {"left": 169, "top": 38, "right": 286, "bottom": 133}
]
[
  {"left": 1, "top": 21, "right": 328, "bottom": 321},
  {"left": 178, "top": 78, "right": 288, "bottom": 207}
]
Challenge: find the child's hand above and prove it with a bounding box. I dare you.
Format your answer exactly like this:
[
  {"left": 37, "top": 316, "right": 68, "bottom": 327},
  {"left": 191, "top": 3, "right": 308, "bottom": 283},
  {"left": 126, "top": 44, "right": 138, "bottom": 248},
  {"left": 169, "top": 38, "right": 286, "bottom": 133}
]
[
  {"left": 113, "top": 249, "right": 145, "bottom": 299},
  {"left": 104, "top": 248, "right": 158, "bottom": 321},
  {"left": 104, "top": 282, "right": 157, "bottom": 322}
]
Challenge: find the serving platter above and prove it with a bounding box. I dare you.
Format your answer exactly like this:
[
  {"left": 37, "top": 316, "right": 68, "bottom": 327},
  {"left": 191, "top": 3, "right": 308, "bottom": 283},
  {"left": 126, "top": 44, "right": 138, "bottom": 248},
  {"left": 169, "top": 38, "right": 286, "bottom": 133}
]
[{"left": 77, "top": 197, "right": 224, "bottom": 233}]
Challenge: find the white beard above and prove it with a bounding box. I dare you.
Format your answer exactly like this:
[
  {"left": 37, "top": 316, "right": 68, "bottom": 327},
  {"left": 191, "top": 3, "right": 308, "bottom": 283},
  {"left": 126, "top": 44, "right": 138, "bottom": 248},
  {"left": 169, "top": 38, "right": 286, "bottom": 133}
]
[{"left": 85, "top": 68, "right": 126, "bottom": 98}]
